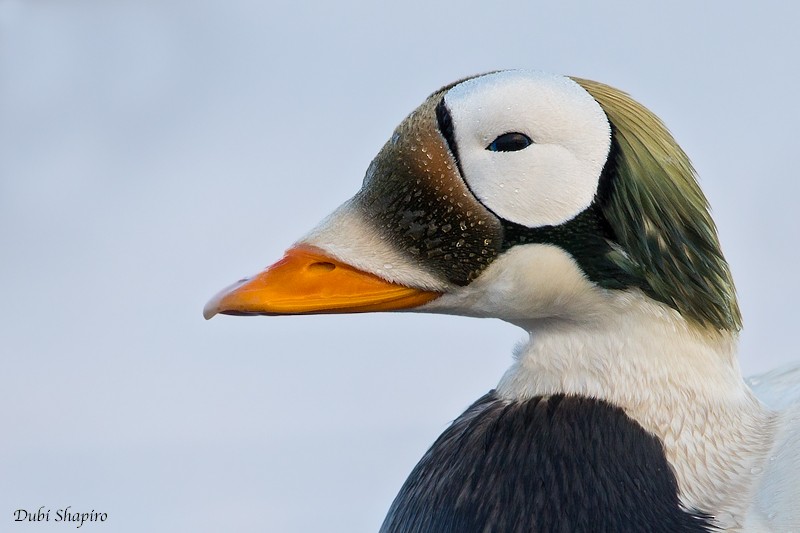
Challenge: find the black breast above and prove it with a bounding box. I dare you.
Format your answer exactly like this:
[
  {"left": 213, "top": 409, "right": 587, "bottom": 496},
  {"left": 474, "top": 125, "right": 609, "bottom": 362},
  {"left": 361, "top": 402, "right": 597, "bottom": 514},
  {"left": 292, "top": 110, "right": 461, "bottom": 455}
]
[{"left": 380, "top": 392, "right": 713, "bottom": 533}]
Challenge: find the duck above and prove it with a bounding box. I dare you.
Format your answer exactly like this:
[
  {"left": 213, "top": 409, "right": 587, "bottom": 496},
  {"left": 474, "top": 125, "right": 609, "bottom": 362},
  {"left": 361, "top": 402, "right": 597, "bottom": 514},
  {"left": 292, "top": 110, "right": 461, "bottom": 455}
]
[{"left": 204, "top": 70, "right": 800, "bottom": 532}]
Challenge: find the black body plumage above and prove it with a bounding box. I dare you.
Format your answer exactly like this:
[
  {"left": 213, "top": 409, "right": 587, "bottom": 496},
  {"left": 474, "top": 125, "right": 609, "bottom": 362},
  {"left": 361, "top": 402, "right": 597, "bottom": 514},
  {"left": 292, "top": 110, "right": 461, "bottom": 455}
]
[{"left": 380, "top": 392, "right": 714, "bottom": 533}]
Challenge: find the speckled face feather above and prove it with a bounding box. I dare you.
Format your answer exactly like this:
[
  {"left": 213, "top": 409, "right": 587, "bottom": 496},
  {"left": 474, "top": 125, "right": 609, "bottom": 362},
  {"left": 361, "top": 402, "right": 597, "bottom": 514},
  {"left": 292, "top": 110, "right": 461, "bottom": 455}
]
[{"left": 353, "top": 87, "right": 504, "bottom": 285}]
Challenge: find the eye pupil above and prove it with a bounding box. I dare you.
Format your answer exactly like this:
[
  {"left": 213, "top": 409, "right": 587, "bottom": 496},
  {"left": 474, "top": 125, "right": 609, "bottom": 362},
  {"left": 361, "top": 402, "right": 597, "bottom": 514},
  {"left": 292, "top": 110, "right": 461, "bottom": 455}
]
[{"left": 487, "top": 132, "right": 532, "bottom": 152}]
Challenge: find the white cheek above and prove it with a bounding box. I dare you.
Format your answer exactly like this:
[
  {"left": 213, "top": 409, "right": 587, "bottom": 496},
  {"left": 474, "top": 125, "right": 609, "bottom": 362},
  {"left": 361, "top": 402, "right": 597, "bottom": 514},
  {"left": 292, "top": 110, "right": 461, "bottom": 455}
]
[
  {"left": 445, "top": 70, "right": 611, "bottom": 228},
  {"left": 421, "top": 244, "right": 607, "bottom": 322}
]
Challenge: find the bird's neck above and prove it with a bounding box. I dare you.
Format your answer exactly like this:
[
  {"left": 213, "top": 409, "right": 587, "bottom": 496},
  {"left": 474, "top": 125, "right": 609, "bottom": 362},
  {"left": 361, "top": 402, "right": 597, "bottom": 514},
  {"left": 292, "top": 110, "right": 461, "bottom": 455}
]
[
  {"left": 496, "top": 290, "right": 776, "bottom": 529},
  {"left": 497, "top": 290, "right": 744, "bottom": 403}
]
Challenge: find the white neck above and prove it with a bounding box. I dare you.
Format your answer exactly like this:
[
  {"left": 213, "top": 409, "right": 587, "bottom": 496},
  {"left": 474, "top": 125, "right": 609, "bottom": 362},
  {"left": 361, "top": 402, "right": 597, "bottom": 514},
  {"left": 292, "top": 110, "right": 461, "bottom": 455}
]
[
  {"left": 497, "top": 291, "right": 743, "bottom": 402},
  {"left": 496, "top": 291, "right": 775, "bottom": 530}
]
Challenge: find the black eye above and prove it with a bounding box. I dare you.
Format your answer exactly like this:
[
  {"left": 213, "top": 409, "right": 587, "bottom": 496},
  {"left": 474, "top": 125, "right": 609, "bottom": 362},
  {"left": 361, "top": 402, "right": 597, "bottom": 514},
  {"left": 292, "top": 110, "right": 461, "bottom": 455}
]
[{"left": 486, "top": 132, "right": 532, "bottom": 152}]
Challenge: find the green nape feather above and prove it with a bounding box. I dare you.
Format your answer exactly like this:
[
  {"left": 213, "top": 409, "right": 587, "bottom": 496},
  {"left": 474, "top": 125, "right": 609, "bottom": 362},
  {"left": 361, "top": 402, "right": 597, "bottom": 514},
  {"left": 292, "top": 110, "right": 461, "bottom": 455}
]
[{"left": 573, "top": 78, "right": 742, "bottom": 333}]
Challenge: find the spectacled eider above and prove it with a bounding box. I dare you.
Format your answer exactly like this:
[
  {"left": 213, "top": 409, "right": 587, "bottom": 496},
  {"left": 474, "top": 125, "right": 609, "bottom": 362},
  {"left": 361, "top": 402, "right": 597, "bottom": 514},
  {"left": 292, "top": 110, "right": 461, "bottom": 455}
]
[{"left": 205, "top": 71, "right": 800, "bottom": 532}]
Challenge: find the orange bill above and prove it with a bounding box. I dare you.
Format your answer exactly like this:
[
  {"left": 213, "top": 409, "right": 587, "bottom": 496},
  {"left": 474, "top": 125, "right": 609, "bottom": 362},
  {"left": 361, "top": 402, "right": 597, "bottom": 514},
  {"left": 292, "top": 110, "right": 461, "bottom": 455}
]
[{"left": 203, "top": 246, "right": 441, "bottom": 319}]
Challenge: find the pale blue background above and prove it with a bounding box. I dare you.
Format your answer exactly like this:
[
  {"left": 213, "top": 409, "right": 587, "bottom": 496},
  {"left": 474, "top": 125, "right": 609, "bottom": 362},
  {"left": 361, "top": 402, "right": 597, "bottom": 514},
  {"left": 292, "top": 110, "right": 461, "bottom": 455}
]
[{"left": 2, "top": 1, "right": 798, "bottom": 531}]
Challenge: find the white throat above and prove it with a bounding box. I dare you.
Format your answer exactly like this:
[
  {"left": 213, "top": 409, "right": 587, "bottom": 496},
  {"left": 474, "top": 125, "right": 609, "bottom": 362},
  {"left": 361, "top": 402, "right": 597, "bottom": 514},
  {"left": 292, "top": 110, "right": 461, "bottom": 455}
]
[
  {"left": 496, "top": 291, "right": 776, "bottom": 530},
  {"left": 497, "top": 291, "right": 742, "bottom": 402}
]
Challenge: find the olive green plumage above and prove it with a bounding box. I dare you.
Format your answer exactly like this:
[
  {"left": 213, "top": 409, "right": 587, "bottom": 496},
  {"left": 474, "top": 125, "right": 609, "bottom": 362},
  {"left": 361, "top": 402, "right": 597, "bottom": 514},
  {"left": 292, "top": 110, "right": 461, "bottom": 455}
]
[{"left": 574, "top": 78, "right": 742, "bottom": 332}]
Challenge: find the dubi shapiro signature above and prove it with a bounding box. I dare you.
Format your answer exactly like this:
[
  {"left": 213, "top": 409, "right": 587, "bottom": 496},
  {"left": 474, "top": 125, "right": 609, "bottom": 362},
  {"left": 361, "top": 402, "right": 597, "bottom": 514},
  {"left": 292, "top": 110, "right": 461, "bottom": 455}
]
[{"left": 13, "top": 507, "right": 107, "bottom": 528}]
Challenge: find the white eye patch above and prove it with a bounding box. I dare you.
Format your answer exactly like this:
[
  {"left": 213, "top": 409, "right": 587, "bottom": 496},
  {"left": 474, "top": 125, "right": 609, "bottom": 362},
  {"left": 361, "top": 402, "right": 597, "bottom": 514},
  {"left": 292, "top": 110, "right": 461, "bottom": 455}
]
[{"left": 444, "top": 71, "right": 611, "bottom": 228}]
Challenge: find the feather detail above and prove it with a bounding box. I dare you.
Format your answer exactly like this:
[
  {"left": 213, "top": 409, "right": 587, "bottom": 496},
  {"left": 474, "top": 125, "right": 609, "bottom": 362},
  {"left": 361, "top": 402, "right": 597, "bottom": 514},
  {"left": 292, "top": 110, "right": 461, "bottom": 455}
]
[{"left": 574, "top": 77, "right": 741, "bottom": 332}]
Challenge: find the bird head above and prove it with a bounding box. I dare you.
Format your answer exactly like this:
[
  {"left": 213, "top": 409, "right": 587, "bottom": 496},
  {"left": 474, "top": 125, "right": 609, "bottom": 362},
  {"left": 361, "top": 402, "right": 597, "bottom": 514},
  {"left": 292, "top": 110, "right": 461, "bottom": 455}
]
[{"left": 205, "top": 71, "right": 740, "bottom": 333}]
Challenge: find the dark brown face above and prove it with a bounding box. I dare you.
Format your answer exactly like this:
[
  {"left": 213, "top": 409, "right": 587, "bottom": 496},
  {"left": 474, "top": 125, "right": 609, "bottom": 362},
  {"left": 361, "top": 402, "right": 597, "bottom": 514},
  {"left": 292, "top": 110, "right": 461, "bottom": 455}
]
[{"left": 353, "top": 90, "right": 505, "bottom": 286}]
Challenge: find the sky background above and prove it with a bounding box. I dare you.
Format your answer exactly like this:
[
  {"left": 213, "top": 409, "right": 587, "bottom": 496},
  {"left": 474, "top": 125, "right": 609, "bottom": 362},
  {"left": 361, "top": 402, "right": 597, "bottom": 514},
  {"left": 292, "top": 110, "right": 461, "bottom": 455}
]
[{"left": 2, "top": 1, "right": 799, "bottom": 531}]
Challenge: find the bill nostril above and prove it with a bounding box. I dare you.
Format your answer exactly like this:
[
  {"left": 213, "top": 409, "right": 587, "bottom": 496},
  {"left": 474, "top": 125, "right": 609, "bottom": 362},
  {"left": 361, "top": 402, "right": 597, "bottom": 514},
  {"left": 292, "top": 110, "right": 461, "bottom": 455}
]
[{"left": 308, "top": 261, "right": 336, "bottom": 272}]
